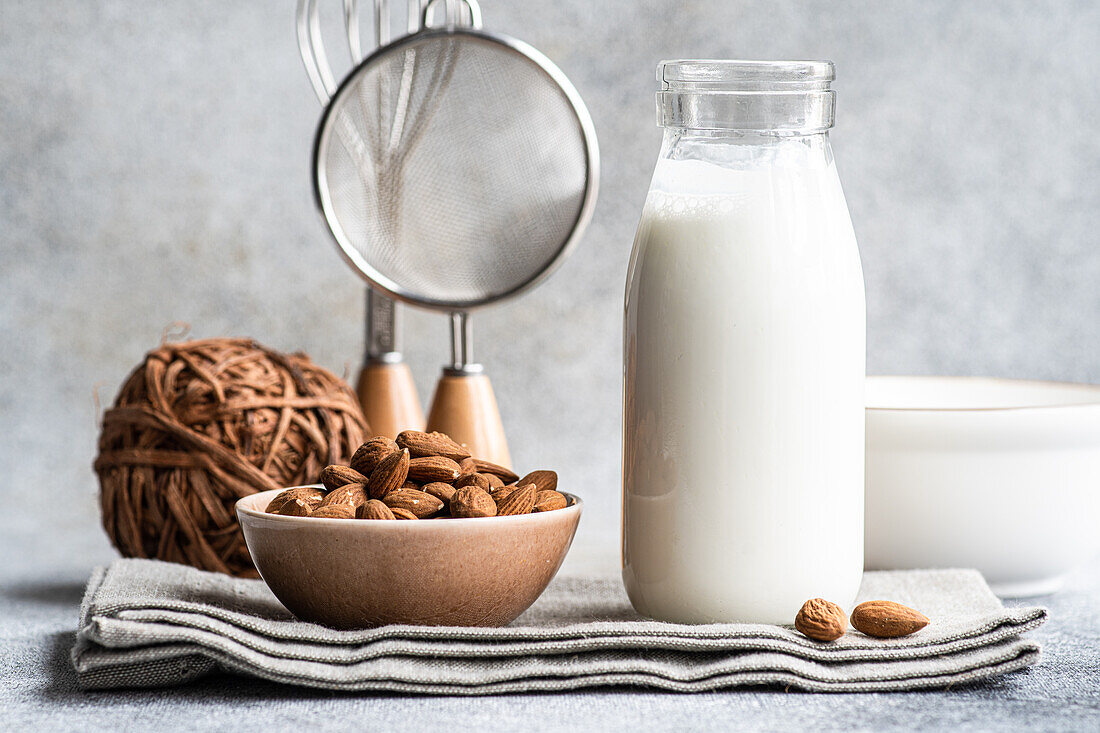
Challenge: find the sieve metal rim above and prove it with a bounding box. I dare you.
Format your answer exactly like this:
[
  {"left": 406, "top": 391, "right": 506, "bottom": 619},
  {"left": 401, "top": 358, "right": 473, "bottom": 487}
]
[{"left": 311, "top": 25, "right": 600, "bottom": 312}]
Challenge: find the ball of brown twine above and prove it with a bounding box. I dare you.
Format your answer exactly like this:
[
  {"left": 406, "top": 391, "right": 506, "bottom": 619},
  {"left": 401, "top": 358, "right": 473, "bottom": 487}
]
[{"left": 94, "top": 337, "right": 369, "bottom": 577}]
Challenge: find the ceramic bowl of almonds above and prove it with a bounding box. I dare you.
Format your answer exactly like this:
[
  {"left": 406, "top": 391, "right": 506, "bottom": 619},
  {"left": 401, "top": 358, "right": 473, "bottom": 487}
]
[{"left": 235, "top": 430, "right": 581, "bottom": 629}]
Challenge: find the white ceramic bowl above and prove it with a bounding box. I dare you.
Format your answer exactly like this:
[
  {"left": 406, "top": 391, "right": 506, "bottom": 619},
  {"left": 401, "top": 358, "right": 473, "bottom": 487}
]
[{"left": 865, "top": 376, "right": 1100, "bottom": 596}]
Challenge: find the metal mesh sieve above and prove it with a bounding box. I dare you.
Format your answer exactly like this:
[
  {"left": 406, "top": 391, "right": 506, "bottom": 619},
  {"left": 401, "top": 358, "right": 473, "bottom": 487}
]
[{"left": 313, "top": 25, "right": 598, "bottom": 312}]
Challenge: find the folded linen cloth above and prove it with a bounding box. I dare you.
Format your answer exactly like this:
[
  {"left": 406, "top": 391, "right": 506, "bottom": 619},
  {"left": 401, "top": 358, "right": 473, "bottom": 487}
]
[{"left": 73, "top": 559, "right": 1046, "bottom": 693}]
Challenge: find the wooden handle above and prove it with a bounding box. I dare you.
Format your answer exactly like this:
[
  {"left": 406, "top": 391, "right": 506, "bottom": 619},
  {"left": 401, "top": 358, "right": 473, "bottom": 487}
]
[
  {"left": 355, "top": 361, "right": 424, "bottom": 439},
  {"left": 426, "top": 372, "right": 512, "bottom": 469}
]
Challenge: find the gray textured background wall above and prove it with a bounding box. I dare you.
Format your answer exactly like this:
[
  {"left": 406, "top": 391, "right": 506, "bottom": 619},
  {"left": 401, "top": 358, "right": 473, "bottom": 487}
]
[{"left": 2, "top": 1, "right": 1097, "bottom": 571}]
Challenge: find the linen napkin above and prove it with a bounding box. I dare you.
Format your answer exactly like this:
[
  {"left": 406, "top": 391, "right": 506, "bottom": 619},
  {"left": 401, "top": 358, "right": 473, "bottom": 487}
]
[{"left": 73, "top": 559, "right": 1046, "bottom": 694}]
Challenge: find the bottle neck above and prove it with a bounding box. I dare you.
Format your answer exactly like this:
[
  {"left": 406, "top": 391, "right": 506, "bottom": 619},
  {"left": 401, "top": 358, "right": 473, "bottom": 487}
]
[
  {"left": 658, "top": 128, "right": 834, "bottom": 171},
  {"left": 656, "top": 60, "right": 836, "bottom": 133}
]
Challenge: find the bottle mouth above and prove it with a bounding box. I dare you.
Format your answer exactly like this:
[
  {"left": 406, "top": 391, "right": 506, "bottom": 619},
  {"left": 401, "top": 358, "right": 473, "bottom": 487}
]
[{"left": 657, "top": 59, "right": 836, "bottom": 133}]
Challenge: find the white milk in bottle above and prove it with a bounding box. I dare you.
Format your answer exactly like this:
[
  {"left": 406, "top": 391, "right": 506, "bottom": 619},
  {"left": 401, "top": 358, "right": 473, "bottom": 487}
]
[{"left": 623, "top": 61, "right": 865, "bottom": 623}]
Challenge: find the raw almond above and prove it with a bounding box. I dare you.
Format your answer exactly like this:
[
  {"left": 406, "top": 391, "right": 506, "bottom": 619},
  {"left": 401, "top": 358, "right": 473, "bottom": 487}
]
[
  {"left": 318, "top": 482, "right": 367, "bottom": 508},
  {"left": 367, "top": 448, "right": 410, "bottom": 500},
  {"left": 450, "top": 487, "right": 497, "bottom": 518},
  {"left": 533, "top": 490, "right": 568, "bottom": 512},
  {"left": 483, "top": 473, "right": 505, "bottom": 489},
  {"left": 851, "top": 601, "right": 929, "bottom": 638},
  {"left": 266, "top": 486, "right": 324, "bottom": 514},
  {"left": 407, "top": 455, "right": 461, "bottom": 483},
  {"left": 490, "top": 486, "right": 515, "bottom": 504},
  {"left": 470, "top": 459, "right": 519, "bottom": 484},
  {"left": 320, "top": 464, "right": 368, "bottom": 492},
  {"left": 349, "top": 436, "right": 399, "bottom": 475},
  {"left": 422, "top": 482, "right": 457, "bottom": 505},
  {"left": 356, "top": 499, "right": 395, "bottom": 520},
  {"left": 454, "top": 472, "right": 492, "bottom": 492},
  {"left": 310, "top": 503, "right": 357, "bottom": 519},
  {"left": 795, "top": 598, "right": 848, "bottom": 642},
  {"left": 515, "top": 470, "right": 557, "bottom": 494},
  {"left": 396, "top": 430, "right": 471, "bottom": 461},
  {"left": 497, "top": 483, "right": 537, "bottom": 516},
  {"left": 458, "top": 457, "right": 478, "bottom": 476},
  {"left": 391, "top": 507, "right": 418, "bottom": 520},
  {"left": 276, "top": 497, "right": 313, "bottom": 516},
  {"left": 383, "top": 488, "right": 444, "bottom": 518}
]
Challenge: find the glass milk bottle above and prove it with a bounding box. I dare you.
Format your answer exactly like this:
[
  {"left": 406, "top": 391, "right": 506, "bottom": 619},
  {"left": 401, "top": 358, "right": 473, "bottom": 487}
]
[{"left": 623, "top": 60, "right": 865, "bottom": 624}]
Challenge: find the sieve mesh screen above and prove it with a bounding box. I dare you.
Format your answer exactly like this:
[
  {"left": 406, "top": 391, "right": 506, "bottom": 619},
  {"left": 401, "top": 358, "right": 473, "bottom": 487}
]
[{"left": 316, "top": 31, "right": 592, "bottom": 309}]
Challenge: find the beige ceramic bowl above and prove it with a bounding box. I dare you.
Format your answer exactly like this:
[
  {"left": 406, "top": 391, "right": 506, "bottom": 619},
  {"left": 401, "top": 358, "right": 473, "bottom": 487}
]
[{"left": 236, "top": 487, "right": 582, "bottom": 628}]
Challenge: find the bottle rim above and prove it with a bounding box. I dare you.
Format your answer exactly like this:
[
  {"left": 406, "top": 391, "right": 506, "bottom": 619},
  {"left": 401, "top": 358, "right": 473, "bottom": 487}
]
[
  {"left": 656, "top": 59, "right": 836, "bottom": 133},
  {"left": 659, "top": 59, "right": 835, "bottom": 90}
]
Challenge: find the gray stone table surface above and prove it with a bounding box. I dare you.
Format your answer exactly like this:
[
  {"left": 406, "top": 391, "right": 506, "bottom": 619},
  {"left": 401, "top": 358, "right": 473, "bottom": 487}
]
[{"left": 3, "top": 520, "right": 1099, "bottom": 732}]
